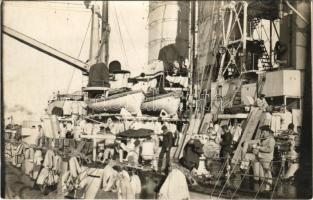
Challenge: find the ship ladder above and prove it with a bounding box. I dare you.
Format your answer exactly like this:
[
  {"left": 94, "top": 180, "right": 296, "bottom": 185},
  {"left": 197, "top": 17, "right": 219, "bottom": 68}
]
[
  {"left": 210, "top": 157, "right": 229, "bottom": 198},
  {"left": 253, "top": 161, "right": 273, "bottom": 199},
  {"left": 231, "top": 161, "right": 253, "bottom": 199},
  {"left": 218, "top": 159, "right": 240, "bottom": 198},
  {"left": 270, "top": 161, "right": 285, "bottom": 199}
]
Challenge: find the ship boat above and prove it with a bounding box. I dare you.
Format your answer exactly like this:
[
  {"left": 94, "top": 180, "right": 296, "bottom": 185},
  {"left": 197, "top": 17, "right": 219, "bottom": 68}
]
[
  {"left": 131, "top": 72, "right": 182, "bottom": 116},
  {"left": 87, "top": 88, "right": 145, "bottom": 114},
  {"left": 85, "top": 62, "right": 145, "bottom": 115},
  {"left": 47, "top": 91, "right": 84, "bottom": 116},
  {"left": 141, "top": 91, "right": 181, "bottom": 116}
]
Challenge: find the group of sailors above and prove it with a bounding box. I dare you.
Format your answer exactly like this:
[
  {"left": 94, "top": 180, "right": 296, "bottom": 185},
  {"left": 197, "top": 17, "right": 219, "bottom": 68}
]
[
  {"left": 35, "top": 115, "right": 181, "bottom": 173},
  {"left": 30, "top": 91, "right": 300, "bottom": 196}
]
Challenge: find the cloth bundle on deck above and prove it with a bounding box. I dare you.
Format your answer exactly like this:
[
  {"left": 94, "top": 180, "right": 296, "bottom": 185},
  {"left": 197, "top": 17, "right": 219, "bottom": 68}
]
[
  {"left": 130, "top": 175, "right": 141, "bottom": 194},
  {"left": 43, "top": 150, "right": 55, "bottom": 169},
  {"left": 23, "top": 159, "right": 34, "bottom": 176},
  {"left": 5, "top": 143, "right": 12, "bottom": 160},
  {"left": 53, "top": 155, "right": 63, "bottom": 174},
  {"left": 23, "top": 146, "right": 34, "bottom": 175},
  {"left": 116, "top": 170, "right": 135, "bottom": 199},
  {"left": 159, "top": 168, "right": 189, "bottom": 200},
  {"left": 36, "top": 167, "right": 59, "bottom": 186},
  {"left": 62, "top": 171, "right": 74, "bottom": 194},
  {"left": 62, "top": 156, "right": 83, "bottom": 195},
  {"left": 203, "top": 141, "right": 220, "bottom": 159},
  {"left": 36, "top": 150, "right": 60, "bottom": 186},
  {"left": 102, "top": 165, "right": 118, "bottom": 192},
  {"left": 31, "top": 149, "right": 43, "bottom": 179},
  {"left": 24, "top": 147, "right": 35, "bottom": 160},
  {"left": 179, "top": 139, "right": 204, "bottom": 170},
  {"left": 69, "top": 157, "right": 82, "bottom": 178},
  {"left": 12, "top": 144, "right": 24, "bottom": 167}
]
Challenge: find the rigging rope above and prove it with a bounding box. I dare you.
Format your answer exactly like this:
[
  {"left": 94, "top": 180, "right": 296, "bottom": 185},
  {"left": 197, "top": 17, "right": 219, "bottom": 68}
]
[
  {"left": 65, "top": 15, "right": 92, "bottom": 94},
  {"left": 113, "top": 3, "right": 129, "bottom": 68},
  {"left": 119, "top": 10, "right": 140, "bottom": 64}
]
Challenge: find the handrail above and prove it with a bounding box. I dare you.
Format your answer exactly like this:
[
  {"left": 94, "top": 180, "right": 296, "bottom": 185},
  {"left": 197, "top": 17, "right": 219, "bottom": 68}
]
[
  {"left": 271, "top": 162, "right": 284, "bottom": 199},
  {"left": 231, "top": 162, "right": 253, "bottom": 199}
]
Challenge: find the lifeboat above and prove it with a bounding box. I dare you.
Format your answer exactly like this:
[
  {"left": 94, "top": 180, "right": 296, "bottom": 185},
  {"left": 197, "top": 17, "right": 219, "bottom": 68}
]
[
  {"left": 87, "top": 88, "right": 145, "bottom": 115},
  {"left": 141, "top": 91, "right": 181, "bottom": 116}
]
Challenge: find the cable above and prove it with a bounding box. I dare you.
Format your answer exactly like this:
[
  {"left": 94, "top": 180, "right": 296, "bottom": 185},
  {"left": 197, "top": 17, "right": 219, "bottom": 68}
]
[
  {"left": 65, "top": 15, "right": 92, "bottom": 94},
  {"left": 113, "top": 3, "right": 129, "bottom": 67},
  {"left": 119, "top": 10, "right": 139, "bottom": 63}
]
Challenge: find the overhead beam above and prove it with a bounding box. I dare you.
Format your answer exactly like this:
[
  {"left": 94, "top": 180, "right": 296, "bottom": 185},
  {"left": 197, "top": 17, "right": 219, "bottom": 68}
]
[{"left": 2, "top": 25, "right": 89, "bottom": 74}]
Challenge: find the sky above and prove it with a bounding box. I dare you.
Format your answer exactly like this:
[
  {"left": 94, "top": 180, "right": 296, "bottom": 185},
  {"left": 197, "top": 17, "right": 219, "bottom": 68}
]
[{"left": 3, "top": 1, "right": 149, "bottom": 117}]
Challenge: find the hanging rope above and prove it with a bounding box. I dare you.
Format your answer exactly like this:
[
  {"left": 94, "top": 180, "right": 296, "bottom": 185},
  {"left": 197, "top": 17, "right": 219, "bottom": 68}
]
[
  {"left": 113, "top": 3, "right": 129, "bottom": 68},
  {"left": 65, "top": 15, "right": 92, "bottom": 94},
  {"left": 119, "top": 11, "right": 139, "bottom": 60}
]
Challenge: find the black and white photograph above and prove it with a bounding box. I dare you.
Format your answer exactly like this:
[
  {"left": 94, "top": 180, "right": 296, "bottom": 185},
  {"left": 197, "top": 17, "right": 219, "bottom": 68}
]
[{"left": 1, "top": 0, "right": 312, "bottom": 199}]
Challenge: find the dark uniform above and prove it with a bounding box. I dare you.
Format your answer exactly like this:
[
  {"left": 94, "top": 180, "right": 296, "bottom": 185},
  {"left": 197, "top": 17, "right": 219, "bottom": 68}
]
[
  {"left": 158, "top": 128, "right": 173, "bottom": 174},
  {"left": 220, "top": 130, "right": 233, "bottom": 160}
]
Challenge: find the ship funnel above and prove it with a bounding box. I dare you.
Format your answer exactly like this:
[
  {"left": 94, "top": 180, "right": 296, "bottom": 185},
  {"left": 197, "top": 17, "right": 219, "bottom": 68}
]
[
  {"left": 148, "top": 1, "right": 190, "bottom": 65},
  {"left": 109, "top": 60, "right": 122, "bottom": 73},
  {"left": 88, "top": 62, "right": 110, "bottom": 88}
]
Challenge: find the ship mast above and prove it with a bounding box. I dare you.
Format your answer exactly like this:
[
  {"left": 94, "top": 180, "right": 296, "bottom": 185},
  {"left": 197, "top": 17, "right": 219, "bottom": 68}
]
[
  {"left": 100, "top": 1, "right": 110, "bottom": 65},
  {"left": 88, "top": 1, "right": 110, "bottom": 66},
  {"left": 88, "top": 3, "right": 100, "bottom": 66},
  {"left": 189, "top": 0, "right": 196, "bottom": 114}
]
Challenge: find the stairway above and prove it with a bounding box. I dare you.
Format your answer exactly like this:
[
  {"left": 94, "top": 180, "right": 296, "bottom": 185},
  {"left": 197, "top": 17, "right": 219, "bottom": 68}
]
[
  {"left": 250, "top": 17, "right": 261, "bottom": 30},
  {"left": 231, "top": 107, "right": 263, "bottom": 164},
  {"left": 259, "top": 40, "right": 272, "bottom": 70}
]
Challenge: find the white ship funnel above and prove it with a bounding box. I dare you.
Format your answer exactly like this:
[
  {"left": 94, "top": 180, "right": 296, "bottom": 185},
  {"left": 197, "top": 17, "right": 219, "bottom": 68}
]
[{"left": 148, "top": 1, "right": 190, "bottom": 72}]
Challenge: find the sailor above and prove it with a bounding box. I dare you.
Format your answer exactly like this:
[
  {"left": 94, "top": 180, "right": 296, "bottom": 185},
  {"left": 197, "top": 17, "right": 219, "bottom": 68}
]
[
  {"left": 104, "top": 127, "right": 116, "bottom": 145},
  {"left": 59, "top": 123, "right": 67, "bottom": 138},
  {"left": 97, "top": 126, "right": 106, "bottom": 135},
  {"left": 279, "top": 105, "right": 293, "bottom": 131},
  {"left": 103, "top": 132, "right": 116, "bottom": 161},
  {"left": 281, "top": 123, "right": 297, "bottom": 138},
  {"left": 283, "top": 136, "right": 299, "bottom": 180},
  {"left": 57, "top": 91, "right": 60, "bottom": 100},
  {"left": 158, "top": 125, "right": 174, "bottom": 174},
  {"left": 256, "top": 94, "right": 269, "bottom": 111},
  {"left": 65, "top": 121, "right": 74, "bottom": 139},
  {"left": 78, "top": 118, "right": 87, "bottom": 135},
  {"left": 253, "top": 125, "right": 275, "bottom": 191},
  {"left": 230, "top": 120, "right": 242, "bottom": 148},
  {"left": 220, "top": 125, "right": 233, "bottom": 164},
  {"left": 35, "top": 125, "right": 45, "bottom": 147}
]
